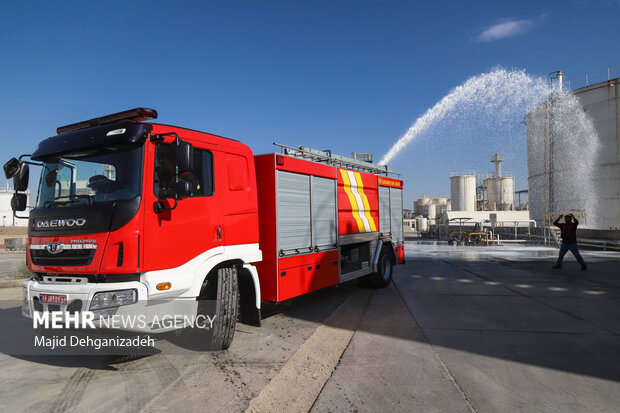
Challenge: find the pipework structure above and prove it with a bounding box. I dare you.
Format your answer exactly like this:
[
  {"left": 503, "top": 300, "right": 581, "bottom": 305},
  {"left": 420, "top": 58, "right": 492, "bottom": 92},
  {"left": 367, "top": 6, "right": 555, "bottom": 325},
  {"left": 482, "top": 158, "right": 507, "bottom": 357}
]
[{"left": 484, "top": 153, "right": 514, "bottom": 211}]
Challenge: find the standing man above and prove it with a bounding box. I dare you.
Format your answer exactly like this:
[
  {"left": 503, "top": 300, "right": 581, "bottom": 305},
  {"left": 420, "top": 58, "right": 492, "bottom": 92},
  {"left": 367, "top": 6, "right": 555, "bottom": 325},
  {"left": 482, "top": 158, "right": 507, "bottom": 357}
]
[{"left": 552, "top": 214, "right": 587, "bottom": 271}]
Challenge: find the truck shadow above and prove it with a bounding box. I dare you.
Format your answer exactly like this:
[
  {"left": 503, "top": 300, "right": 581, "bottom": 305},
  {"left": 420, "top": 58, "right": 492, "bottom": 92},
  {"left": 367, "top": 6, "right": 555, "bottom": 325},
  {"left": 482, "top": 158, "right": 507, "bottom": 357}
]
[
  {"left": 0, "top": 281, "right": 357, "bottom": 367},
  {"left": 2, "top": 252, "right": 620, "bottom": 384}
]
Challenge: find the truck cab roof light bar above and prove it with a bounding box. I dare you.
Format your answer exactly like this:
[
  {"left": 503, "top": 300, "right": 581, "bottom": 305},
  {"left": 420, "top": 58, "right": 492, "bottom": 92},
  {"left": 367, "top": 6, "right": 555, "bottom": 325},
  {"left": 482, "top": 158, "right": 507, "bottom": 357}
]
[
  {"left": 273, "top": 142, "right": 397, "bottom": 176},
  {"left": 57, "top": 107, "right": 158, "bottom": 135}
]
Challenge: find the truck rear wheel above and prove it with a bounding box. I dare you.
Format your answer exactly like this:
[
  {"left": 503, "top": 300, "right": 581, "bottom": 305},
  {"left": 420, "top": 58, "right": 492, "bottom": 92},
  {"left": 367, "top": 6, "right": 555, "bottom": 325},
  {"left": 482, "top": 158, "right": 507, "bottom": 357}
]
[
  {"left": 367, "top": 245, "right": 394, "bottom": 288},
  {"left": 198, "top": 266, "right": 239, "bottom": 350}
]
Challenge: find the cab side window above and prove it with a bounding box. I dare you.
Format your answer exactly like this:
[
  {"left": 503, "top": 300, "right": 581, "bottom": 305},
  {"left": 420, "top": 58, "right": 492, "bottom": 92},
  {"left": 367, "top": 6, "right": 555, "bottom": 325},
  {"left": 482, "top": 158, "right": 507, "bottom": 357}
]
[
  {"left": 192, "top": 149, "right": 214, "bottom": 196},
  {"left": 154, "top": 144, "right": 214, "bottom": 198}
]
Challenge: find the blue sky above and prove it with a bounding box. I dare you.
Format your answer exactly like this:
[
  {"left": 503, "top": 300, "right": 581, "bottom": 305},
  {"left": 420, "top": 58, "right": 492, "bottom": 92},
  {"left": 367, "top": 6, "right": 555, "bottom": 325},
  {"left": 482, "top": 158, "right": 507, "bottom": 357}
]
[{"left": 1, "top": 0, "right": 618, "bottom": 207}]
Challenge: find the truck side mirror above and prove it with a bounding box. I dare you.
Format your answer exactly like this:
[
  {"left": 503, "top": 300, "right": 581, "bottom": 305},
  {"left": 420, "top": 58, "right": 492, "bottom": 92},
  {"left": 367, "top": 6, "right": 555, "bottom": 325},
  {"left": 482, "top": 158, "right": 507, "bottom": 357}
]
[
  {"left": 151, "top": 135, "right": 194, "bottom": 214},
  {"left": 13, "top": 162, "right": 29, "bottom": 191},
  {"left": 11, "top": 193, "right": 27, "bottom": 212},
  {"left": 172, "top": 139, "right": 194, "bottom": 175},
  {"left": 152, "top": 179, "right": 192, "bottom": 214},
  {"left": 172, "top": 179, "right": 193, "bottom": 200},
  {"left": 3, "top": 158, "right": 21, "bottom": 179}
]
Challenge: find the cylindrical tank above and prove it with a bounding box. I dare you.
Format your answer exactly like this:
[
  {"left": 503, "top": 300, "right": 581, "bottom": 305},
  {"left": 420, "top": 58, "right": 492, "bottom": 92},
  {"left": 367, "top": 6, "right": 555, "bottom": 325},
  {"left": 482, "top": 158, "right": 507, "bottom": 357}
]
[
  {"left": 416, "top": 217, "right": 429, "bottom": 233},
  {"left": 421, "top": 217, "right": 428, "bottom": 232},
  {"left": 427, "top": 203, "right": 437, "bottom": 219},
  {"left": 415, "top": 196, "right": 430, "bottom": 215},
  {"left": 436, "top": 204, "right": 448, "bottom": 220},
  {"left": 486, "top": 177, "right": 514, "bottom": 211},
  {"left": 527, "top": 76, "right": 620, "bottom": 229},
  {"left": 450, "top": 174, "right": 476, "bottom": 211}
]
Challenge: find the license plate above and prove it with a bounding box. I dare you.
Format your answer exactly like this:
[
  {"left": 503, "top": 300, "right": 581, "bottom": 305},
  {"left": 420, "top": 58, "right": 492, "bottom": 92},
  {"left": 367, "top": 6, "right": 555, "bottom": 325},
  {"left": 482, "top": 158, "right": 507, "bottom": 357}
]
[{"left": 40, "top": 294, "right": 67, "bottom": 306}]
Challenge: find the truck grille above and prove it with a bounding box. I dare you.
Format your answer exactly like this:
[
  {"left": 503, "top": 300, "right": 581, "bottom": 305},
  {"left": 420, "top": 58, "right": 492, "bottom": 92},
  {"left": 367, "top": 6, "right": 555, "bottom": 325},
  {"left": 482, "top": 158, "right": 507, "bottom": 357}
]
[{"left": 31, "top": 249, "right": 95, "bottom": 266}]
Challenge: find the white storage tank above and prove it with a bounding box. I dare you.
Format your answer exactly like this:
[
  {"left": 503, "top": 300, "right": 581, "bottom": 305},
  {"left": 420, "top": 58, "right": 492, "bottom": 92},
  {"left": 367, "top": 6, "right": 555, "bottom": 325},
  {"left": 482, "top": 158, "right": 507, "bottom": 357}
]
[
  {"left": 527, "top": 75, "right": 620, "bottom": 229},
  {"left": 427, "top": 203, "right": 437, "bottom": 219},
  {"left": 416, "top": 217, "right": 429, "bottom": 233},
  {"left": 486, "top": 177, "right": 514, "bottom": 211},
  {"left": 450, "top": 174, "right": 476, "bottom": 212},
  {"left": 414, "top": 196, "right": 430, "bottom": 215},
  {"left": 436, "top": 204, "right": 448, "bottom": 217}
]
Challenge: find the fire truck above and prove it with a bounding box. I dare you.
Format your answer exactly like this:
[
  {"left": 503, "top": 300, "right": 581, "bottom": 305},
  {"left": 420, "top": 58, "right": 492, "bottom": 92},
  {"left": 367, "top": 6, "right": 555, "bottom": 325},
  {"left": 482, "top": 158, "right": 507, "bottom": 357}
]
[{"left": 4, "top": 108, "right": 404, "bottom": 350}]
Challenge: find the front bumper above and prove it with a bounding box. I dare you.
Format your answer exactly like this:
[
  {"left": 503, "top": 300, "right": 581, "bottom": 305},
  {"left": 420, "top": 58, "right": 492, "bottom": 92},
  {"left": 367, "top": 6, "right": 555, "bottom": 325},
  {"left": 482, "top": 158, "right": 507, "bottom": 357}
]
[{"left": 22, "top": 278, "right": 199, "bottom": 333}]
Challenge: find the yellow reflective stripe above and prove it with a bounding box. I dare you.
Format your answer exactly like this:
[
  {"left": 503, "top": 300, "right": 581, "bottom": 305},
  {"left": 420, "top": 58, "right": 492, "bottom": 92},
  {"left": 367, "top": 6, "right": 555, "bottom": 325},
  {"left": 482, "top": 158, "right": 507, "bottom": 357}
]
[
  {"left": 354, "top": 172, "right": 377, "bottom": 232},
  {"left": 347, "top": 170, "right": 371, "bottom": 232},
  {"left": 340, "top": 170, "right": 365, "bottom": 232}
]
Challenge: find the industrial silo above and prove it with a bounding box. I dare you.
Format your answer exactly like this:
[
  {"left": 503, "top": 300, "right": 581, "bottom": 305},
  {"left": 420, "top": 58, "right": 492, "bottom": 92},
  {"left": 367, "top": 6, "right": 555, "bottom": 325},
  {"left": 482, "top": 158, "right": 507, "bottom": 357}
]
[
  {"left": 418, "top": 217, "right": 428, "bottom": 232},
  {"left": 436, "top": 204, "right": 448, "bottom": 217},
  {"left": 527, "top": 72, "right": 619, "bottom": 229},
  {"left": 414, "top": 196, "right": 430, "bottom": 215},
  {"left": 486, "top": 177, "right": 515, "bottom": 211},
  {"left": 427, "top": 203, "right": 437, "bottom": 219},
  {"left": 450, "top": 173, "right": 476, "bottom": 211}
]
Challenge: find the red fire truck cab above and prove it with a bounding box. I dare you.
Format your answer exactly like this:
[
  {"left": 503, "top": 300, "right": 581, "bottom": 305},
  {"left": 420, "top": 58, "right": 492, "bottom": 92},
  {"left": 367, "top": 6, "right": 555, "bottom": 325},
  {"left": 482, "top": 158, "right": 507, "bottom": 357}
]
[{"left": 4, "top": 108, "right": 404, "bottom": 350}]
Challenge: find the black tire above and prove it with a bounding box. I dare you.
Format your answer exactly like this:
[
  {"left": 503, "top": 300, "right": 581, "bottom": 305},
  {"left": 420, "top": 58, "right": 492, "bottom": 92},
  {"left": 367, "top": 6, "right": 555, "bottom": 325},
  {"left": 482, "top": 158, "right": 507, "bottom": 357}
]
[
  {"left": 367, "top": 245, "right": 394, "bottom": 288},
  {"left": 213, "top": 266, "right": 238, "bottom": 350},
  {"left": 198, "top": 266, "right": 239, "bottom": 350}
]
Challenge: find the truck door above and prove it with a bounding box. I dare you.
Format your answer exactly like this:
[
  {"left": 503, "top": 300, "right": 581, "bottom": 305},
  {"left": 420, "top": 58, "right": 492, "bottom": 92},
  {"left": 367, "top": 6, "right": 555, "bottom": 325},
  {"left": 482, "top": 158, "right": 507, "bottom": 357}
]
[{"left": 142, "top": 137, "right": 223, "bottom": 272}]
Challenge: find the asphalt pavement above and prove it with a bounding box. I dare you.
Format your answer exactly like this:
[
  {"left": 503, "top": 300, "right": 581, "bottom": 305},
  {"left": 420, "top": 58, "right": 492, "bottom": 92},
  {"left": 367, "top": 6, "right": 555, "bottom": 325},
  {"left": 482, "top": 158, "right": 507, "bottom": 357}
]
[{"left": 0, "top": 243, "right": 619, "bottom": 412}]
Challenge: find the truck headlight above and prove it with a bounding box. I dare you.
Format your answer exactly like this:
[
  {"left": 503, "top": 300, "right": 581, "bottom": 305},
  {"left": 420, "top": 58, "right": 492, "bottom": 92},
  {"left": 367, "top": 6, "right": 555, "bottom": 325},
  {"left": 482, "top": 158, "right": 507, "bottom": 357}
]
[{"left": 89, "top": 289, "right": 137, "bottom": 310}]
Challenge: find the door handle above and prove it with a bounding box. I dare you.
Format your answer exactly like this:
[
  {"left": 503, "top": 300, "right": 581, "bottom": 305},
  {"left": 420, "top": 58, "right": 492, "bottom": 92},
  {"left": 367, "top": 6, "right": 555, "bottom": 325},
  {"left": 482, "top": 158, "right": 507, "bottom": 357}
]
[{"left": 217, "top": 226, "right": 222, "bottom": 241}]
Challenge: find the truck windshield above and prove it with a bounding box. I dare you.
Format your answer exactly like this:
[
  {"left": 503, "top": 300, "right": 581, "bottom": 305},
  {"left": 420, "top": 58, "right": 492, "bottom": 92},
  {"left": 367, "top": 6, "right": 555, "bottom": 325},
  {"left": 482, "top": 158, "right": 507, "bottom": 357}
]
[{"left": 35, "top": 146, "right": 143, "bottom": 208}]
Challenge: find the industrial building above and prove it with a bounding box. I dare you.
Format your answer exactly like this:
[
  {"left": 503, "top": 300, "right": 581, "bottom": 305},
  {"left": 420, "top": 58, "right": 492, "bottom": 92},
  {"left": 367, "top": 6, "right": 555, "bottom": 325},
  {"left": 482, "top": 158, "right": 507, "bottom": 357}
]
[
  {"left": 527, "top": 68, "right": 619, "bottom": 230},
  {"left": 444, "top": 210, "right": 532, "bottom": 230},
  {"left": 410, "top": 153, "right": 530, "bottom": 236},
  {"left": 413, "top": 195, "right": 451, "bottom": 219},
  {"left": 411, "top": 195, "right": 451, "bottom": 233},
  {"left": 450, "top": 154, "right": 517, "bottom": 214},
  {"left": 446, "top": 162, "right": 530, "bottom": 233}
]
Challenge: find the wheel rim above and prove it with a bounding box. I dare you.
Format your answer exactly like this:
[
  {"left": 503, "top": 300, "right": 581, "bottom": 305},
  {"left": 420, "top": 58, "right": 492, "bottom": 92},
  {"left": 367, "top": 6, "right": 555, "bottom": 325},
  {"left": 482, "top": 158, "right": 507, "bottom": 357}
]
[{"left": 381, "top": 255, "right": 391, "bottom": 281}]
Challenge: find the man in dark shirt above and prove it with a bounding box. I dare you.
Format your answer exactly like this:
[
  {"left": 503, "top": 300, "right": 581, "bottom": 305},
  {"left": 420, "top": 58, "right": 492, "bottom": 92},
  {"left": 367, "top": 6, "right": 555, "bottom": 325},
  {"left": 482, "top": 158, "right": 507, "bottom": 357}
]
[{"left": 552, "top": 214, "right": 587, "bottom": 271}]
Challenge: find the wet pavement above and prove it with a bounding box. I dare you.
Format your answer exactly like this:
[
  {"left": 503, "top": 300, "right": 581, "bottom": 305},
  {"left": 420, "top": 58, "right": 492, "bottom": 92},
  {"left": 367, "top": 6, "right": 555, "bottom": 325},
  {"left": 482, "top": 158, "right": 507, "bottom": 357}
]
[
  {"left": 314, "top": 242, "right": 620, "bottom": 412},
  {"left": 0, "top": 242, "right": 619, "bottom": 412}
]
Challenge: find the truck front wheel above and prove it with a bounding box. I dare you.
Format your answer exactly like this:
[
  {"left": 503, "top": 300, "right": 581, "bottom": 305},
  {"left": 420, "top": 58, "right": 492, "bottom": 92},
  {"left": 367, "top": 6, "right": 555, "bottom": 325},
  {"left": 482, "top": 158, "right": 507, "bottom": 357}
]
[{"left": 198, "top": 266, "right": 239, "bottom": 350}]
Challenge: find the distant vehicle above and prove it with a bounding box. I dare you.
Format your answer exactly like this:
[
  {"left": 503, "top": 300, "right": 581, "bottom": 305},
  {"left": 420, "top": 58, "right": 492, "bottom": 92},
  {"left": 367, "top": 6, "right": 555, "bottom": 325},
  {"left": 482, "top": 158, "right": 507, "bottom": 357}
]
[
  {"left": 467, "top": 232, "right": 489, "bottom": 246},
  {"left": 3, "top": 108, "right": 405, "bottom": 349},
  {"left": 449, "top": 231, "right": 468, "bottom": 246}
]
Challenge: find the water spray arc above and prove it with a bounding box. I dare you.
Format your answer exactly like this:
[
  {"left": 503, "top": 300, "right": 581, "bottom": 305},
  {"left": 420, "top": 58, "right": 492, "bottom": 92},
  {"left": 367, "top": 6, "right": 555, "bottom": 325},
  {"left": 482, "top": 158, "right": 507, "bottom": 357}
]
[
  {"left": 379, "top": 68, "right": 553, "bottom": 165},
  {"left": 379, "top": 67, "right": 604, "bottom": 228}
]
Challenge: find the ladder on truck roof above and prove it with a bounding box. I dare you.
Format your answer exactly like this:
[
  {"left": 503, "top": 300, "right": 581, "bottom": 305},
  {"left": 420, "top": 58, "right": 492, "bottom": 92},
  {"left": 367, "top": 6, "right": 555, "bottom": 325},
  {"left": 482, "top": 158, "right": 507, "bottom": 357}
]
[{"left": 273, "top": 143, "right": 397, "bottom": 177}]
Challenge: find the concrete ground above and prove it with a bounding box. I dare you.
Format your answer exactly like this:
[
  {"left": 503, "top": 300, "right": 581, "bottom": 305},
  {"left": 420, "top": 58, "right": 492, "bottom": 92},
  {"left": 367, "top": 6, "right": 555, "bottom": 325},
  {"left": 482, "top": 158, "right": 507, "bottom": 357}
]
[
  {"left": 0, "top": 242, "right": 619, "bottom": 412},
  {"left": 0, "top": 251, "right": 25, "bottom": 278}
]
